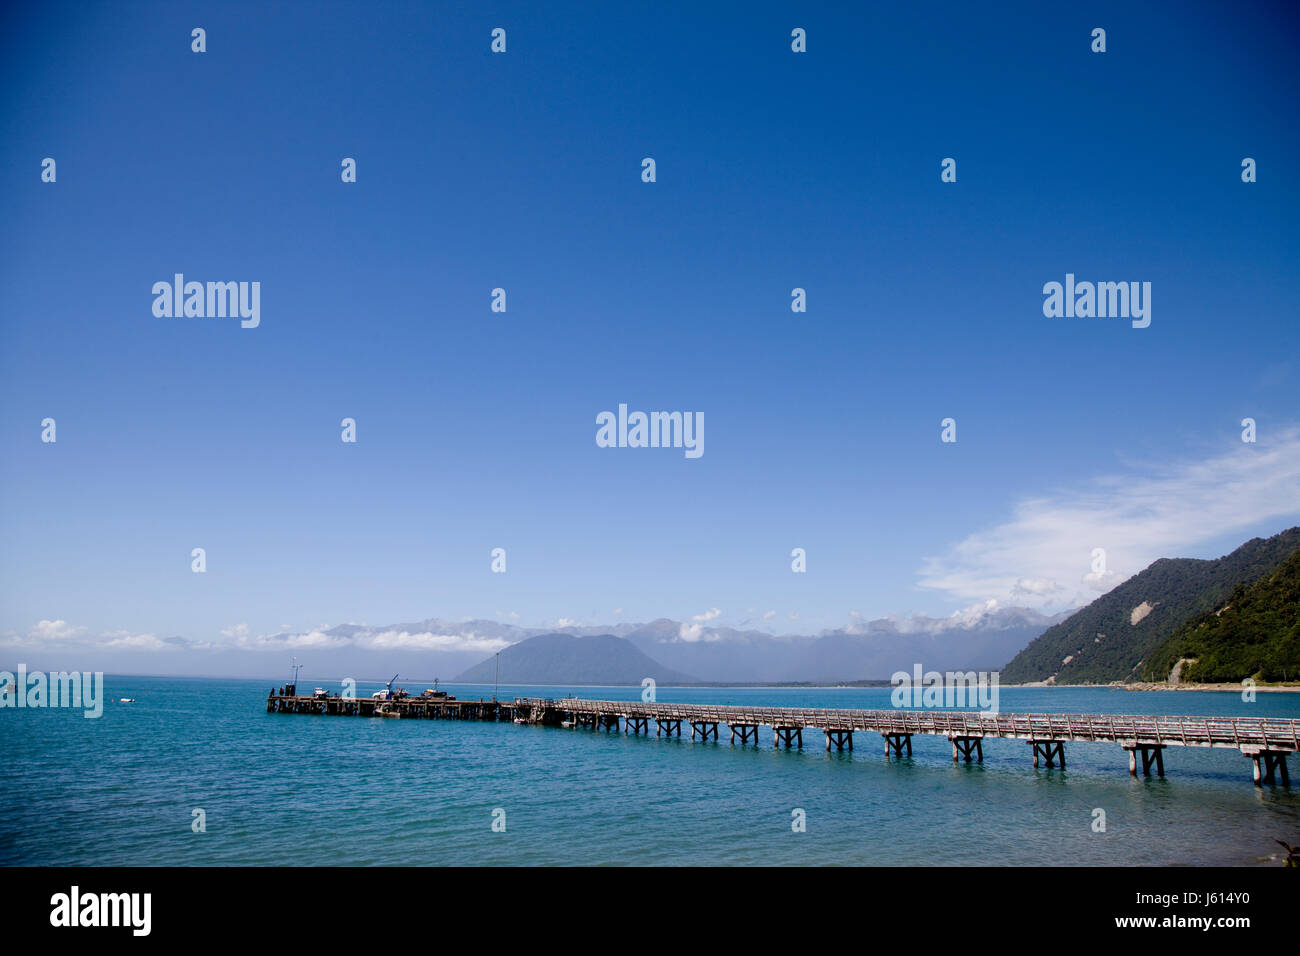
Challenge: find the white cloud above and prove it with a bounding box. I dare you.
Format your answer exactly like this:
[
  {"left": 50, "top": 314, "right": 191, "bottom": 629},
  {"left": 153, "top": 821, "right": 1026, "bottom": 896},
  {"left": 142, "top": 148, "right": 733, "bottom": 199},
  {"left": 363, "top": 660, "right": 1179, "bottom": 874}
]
[
  {"left": 946, "top": 599, "right": 1000, "bottom": 628},
  {"left": 1082, "top": 568, "right": 1121, "bottom": 590},
  {"left": 1010, "top": 577, "right": 1063, "bottom": 598},
  {"left": 2, "top": 621, "right": 200, "bottom": 651},
  {"left": 360, "top": 630, "right": 510, "bottom": 653},
  {"left": 676, "top": 622, "right": 711, "bottom": 643},
  {"left": 675, "top": 608, "right": 727, "bottom": 642},
  {"left": 99, "top": 630, "right": 172, "bottom": 650},
  {"left": 919, "top": 429, "right": 1300, "bottom": 610},
  {"left": 238, "top": 629, "right": 348, "bottom": 650},
  {"left": 230, "top": 625, "right": 511, "bottom": 654},
  {"left": 31, "top": 620, "right": 86, "bottom": 642}
]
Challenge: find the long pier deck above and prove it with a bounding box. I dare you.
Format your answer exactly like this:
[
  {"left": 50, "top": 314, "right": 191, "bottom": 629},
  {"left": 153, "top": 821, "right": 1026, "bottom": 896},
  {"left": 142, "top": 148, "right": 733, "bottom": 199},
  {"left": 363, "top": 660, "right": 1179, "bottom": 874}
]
[
  {"left": 267, "top": 690, "right": 1298, "bottom": 786},
  {"left": 516, "top": 697, "right": 1299, "bottom": 750}
]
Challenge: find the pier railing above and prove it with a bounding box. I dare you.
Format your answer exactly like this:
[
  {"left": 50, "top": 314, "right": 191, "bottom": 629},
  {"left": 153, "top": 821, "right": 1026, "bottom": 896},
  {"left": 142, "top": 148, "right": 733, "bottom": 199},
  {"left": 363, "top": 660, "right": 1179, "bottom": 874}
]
[{"left": 514, "top": 698, "right": 1300, "bottom": 750}]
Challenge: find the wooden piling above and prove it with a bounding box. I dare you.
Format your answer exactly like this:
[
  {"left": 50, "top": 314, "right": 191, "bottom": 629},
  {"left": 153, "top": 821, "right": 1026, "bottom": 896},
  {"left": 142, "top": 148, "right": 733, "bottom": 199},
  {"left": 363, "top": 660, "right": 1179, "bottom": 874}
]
[
  {"left": 948, "top": 734, "right": 983, "bottom": 763},
  {"left": 1242, "top": 746, "right": 1291, "bottom": 787},
  {"left": 1028, "top": 739, "right": 1066, "bottom": 769},
  {"left": 882, "top": 732, "right": 912, "bottom": 758}
]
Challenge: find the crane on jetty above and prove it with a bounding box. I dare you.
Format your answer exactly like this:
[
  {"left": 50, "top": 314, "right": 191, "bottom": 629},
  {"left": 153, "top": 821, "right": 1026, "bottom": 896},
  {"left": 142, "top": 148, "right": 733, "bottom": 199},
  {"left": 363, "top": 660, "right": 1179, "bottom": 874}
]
[{"left": 371, "top": 674, "right": 403, "bottom": 701}]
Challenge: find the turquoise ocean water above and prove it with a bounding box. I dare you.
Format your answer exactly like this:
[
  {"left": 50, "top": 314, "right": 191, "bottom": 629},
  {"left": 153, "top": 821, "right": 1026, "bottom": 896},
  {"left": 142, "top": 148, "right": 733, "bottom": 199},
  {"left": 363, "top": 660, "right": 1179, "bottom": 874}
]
[{"left": 2, "top": 676, "right": 1297, "bottom": 866}]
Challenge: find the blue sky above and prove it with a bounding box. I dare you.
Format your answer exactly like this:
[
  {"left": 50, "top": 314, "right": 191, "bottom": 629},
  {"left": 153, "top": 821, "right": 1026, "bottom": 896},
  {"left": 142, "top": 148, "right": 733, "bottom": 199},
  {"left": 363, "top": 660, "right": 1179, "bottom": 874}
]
[{"left": 2, "top": 1, "right": 1299, "bottom": 670}]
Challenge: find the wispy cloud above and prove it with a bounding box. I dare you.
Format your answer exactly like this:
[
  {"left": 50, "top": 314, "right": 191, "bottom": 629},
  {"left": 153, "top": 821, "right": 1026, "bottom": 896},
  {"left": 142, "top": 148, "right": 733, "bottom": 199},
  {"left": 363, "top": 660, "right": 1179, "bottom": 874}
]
[
  {"left": 360, "top": 630, "right": 510, "bottom": 653},
  {"left": 918, "top": 428, "right": 1300, "bottom": 609},
  {"left": 1, "top": 621, "right": 201, "bottom": 651},
  {"left": 677, "top": 607, "right": 724, "bottom": 642},
  {"left": 31, "top": 620, "right": 85, "bottom": 642},
  {"left": 234, "top": 628, "right": 510, "bottom": 654},
  {"left": 99, "top": 631, "right": 178, "bottom": 651},
  {"left": 4, "top": 620, "right": 511, "bottom": 656},
  {"left": 236, "top": 629, "right": 349, "bottom": 650}
]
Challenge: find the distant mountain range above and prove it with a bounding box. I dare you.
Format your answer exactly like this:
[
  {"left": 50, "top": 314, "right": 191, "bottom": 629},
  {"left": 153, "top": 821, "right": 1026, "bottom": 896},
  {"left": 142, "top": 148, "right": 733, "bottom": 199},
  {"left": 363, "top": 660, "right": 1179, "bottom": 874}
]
[
  {"left": 1002, "top": 527, "right": 1300, "bottom": 684},
  {"left": 614, "top": 606, "right": 1067, "bottom": 684},
  {"left": 446, "top": 604, "right": 1069, "bottom": 685},
  {"left": 455, "top": 633, "right": 695, "bottom": 685}
]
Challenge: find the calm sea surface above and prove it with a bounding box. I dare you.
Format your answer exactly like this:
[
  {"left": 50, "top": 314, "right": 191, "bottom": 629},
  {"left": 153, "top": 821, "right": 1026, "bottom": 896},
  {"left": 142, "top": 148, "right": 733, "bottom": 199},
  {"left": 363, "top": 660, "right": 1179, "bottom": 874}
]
[{"left": 2, "top": 677, "right": 1297, "bottom": 866}]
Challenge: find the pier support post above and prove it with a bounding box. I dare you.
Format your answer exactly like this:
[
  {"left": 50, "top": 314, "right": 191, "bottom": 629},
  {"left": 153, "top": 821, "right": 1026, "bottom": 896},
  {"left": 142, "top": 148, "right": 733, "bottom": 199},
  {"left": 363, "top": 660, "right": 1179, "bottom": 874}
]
[
  {"left": 1122, "top": 742, "right": 1166, "bottom": 777},
  {"left": 690, "top": 721, "right": 718, "bottom": 741},
  {"left": 1242, "top": 746, "right": 1292, "bottom": 787},
  {"left": 774, "top": 726, "right": 803, "bottom": 749},
  {"left": 948, "top": 734, "right": 983, "bottom": 763},
  {"left": 882, "top": 732, "right": 912, "bottom": 758},
  {"left": 625, "top": 716, "right": 649, "bottom": 735},
  {"left": 1027, "top": 739, "right": 1066, "bottom": 769},
  {"left": 729, "top": 723, "right": 759, "bottom": 745},
  {"left": 656, "top": 718, "right": 681, "bottom": 737},
  {"left": 824, "top": 728, "right": 854, "bottom": 752}
]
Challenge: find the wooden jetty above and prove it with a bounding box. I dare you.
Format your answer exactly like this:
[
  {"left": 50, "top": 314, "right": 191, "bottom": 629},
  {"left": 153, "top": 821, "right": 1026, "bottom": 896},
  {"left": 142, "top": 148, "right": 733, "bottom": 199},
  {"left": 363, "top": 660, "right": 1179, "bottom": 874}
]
[
  {"left": 267, "top": 686, "right": 515, "bottom": 722},
  {"left": 266, "top": 688, "right": 1298, "bottom": 787},
  {"left": 514, "top": 697, "right": 1298, "bottom": 787}
]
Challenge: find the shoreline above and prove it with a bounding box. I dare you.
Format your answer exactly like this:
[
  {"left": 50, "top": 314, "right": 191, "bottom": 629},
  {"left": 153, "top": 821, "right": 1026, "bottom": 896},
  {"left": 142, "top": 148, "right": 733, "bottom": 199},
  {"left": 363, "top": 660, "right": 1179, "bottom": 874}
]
[{"left": 1011, "top": 681, "right": 1300, "bottom": 693}]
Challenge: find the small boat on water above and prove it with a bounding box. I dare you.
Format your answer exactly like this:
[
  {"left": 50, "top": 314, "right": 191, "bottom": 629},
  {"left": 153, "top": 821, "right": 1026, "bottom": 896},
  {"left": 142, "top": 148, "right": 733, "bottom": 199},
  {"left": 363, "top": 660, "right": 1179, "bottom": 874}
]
[{"left": 119, "top": 698, "right": 135, "bottom": 703}]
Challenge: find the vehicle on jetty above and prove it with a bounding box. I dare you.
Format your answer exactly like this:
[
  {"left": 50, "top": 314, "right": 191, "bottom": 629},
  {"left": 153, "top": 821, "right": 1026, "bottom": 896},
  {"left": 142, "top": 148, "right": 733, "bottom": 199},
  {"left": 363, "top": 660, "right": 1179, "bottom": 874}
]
[
  {"left": 418, "top": 679, "right": 454, "bottom": 701},
  {"left": 371, "top": 674, "right": 409, "bottom": 701},
  {"left": 420, "top": 688, "right": 453, "bottom": 701}
]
